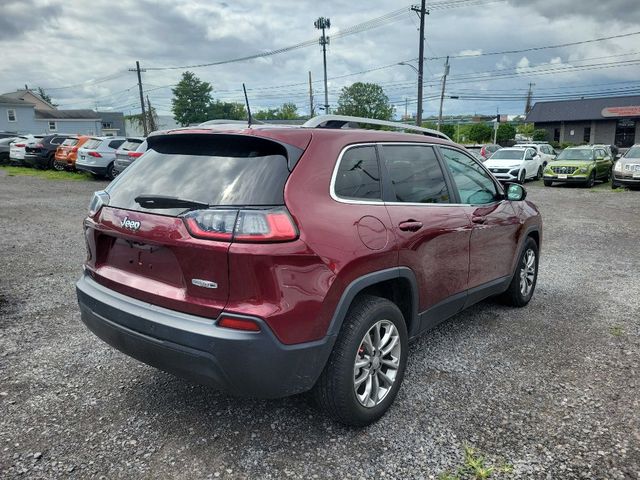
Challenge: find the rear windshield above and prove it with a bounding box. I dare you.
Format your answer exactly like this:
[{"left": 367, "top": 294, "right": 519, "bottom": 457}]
[
  {"left": 490, "top": 150, "right": 524, "bottom": 160},
  {"left": 62, "top": 138, "right": 79, "bottom": 147},
  {"left": 119, "top": 139, "right": 143, "bottom": 151},
  {"left": 107, "top": 134, "right": 291, "bottom": 216},
  {"left": 82, "top": 138, "right": 102, "bottom": 149}
]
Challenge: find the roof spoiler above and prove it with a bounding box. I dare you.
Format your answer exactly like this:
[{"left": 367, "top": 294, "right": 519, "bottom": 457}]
[{"left": 302, "top": 115, "right": 452, "bottom": 141}]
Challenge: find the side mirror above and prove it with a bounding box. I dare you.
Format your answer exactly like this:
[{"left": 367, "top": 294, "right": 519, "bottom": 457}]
[{"left": 505, "top": 183, "right": 527, "bottom": 201}]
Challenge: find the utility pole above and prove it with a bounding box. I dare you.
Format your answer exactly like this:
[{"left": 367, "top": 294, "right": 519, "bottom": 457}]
[
  {"left": 493, "top": 107, "right": 499, "bottom": 144},
  {"left": 411, "top": 1, "right": 428, "bottom": 126},
  {"left": 314, "top": 17, "right": 331, "bottom": 114},
  {"left": 146, "top": 95, "right": 156, "bottom": 132},
  {"left": 405, "top": 98, "right": 409, "bottom": 121},
  {"left": 308, "top": 71, "right": 315, "bottom": 117},
  {"left": 129, "top": 61, "right": 148, "bottom": 136},
  {"left": 524, "top": 82, "right": 535, "bottom": 115},
  {"left": 437, "top": 56, "right": 450, "bottom": 131}
]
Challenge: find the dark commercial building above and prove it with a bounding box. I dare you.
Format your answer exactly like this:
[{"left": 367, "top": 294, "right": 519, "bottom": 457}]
[{"left": 526, "top": 95, "right": 640, "bottom": 147}]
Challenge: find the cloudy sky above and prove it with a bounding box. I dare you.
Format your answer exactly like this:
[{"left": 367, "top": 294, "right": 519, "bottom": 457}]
[{"left": 1, "top": 0, "right": 639, "bottom": 119}]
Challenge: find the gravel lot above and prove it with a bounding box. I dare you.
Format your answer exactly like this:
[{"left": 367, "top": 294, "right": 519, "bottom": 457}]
[{"left": 1, "top": 171, "right": 639, "bottom": 479}]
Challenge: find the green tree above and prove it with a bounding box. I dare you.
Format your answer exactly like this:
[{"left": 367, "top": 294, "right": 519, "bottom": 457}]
[
  {"left": 171, "top": 71, "right": 214, "bottom": 126},
  {"left": 440, "top": 124, "right": 456, "bottom": 139},
  {"left": 517, "top": 122, "right": 535, "bottom": 138},
  {"left": 208, "top": 101, "right": 247, "bottom": 120},
  {"left": 254, "top": 103, "right": 301, "bottom": 120},
  {"left": 533, "top": 129, "right": 548, "bottom": 141},
  {"left": 125, "top": 106, "right": 159, "bottom": 133},
  {"left": 496, "top": 123, "right": 516, "bottom": 143},
  {"left": 335, "top": 82, "right": 394, "bottom": 120},
  {"left": 36, "top": 87, "right": 57, "bottom": 107},
  {"left": 467, "top": 123, "right": 494, "bottom": 143}
]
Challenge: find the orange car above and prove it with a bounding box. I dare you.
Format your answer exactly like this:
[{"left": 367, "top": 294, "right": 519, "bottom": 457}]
[{"left": 54, "top": 135, "right": 90, "bottom": 171}]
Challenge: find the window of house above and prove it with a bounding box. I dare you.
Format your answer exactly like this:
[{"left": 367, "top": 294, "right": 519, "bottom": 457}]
[
  {"left": 583, "top": 127, "right": 591, "bottom": 143},
  {"left": 381, "top": 145, "right": 450, "bottom": 204},
  {"left": 7, "top": 109, "right": 16, "bottom": 122},
  {"left": 48, "top": 121, "right": 57, "bottom": 131},
  {"left": 440, "top": 147, "right": 498, "bottom": 205},
  {"left": 334, "top": 146, "right": 381, "bottom": 201},
  {"left": 102, "top": 122, "right": 113, "bottom": 129}
]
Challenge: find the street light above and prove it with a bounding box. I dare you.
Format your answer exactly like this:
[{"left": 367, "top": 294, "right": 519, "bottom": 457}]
[{"left": 398, "top": 62, "right": 422, "bottom": 124}]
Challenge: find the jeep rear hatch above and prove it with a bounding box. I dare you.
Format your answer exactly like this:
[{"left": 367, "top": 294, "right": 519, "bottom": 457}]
[{"left": 85, "top": 133, "right": 304, "bottom": 318}]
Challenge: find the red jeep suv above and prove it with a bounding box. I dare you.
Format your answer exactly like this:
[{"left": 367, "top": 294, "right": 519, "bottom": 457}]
[{"left": 76, "top": 116, "right": 542, "bottom": 426}]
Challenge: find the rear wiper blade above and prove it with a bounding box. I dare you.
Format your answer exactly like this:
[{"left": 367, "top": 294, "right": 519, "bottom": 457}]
[{"left": 134, "top": 195, "right": 209, "bottom": 210}]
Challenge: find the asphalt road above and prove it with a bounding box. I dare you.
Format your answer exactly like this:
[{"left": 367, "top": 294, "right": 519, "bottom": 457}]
[{"left": 1, "top": 172, "right": 638, "bottom": 479}]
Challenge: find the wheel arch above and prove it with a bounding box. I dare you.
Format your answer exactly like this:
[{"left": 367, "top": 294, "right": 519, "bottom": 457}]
[{"left": 326, "top": 267, "right": 420, "bottom": 339}]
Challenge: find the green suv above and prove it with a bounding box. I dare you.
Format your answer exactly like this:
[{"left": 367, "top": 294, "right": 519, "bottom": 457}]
[{"left": 543, "top": 146, "right": 613, "bottom": 187}]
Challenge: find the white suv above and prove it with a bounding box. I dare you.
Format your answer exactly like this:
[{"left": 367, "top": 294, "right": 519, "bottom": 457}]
[
  {"left": 518, "top": 143, "right": 556, "bottom": 166},
  {"left": 485, "top": 147, "right": 544, "bottom": 183}
]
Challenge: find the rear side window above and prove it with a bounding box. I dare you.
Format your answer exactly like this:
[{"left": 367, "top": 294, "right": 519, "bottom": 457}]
[
  {"left": 382, "top": 145, "right": 450, "bottom": 204},
  {"left": 334, "top": 146, "right": 381, "bottom": 201},
  {"left": 120, "top": 139, "right": 142, "bottom": 151},
  {"left": 107, "top": 134, "right": 291, "bottom": 216},
  {"left": 108, "top": 139, "right": 125, "bottom": 149}
]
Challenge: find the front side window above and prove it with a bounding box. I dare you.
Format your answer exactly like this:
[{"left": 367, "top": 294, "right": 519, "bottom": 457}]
[
  {"left": 334, "top": 146, "right": 381, "bottom": 201},
  {"left": 440, "top": 147, "right": 498, "bottom": 205},
  {"left": 7, "top": 109, "right": 16, "bottom": 122},
  {"left": 381, "top": 145, "right": 450, "bottom": 203}
]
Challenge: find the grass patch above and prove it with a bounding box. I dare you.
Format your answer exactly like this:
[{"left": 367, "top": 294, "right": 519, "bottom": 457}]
[
  {"left": 0, "top": 165, "right": 94, "bottom": 181},
  {"left": 439, "top": 445, "right": 514, "bottom": 480},
  {"left": 610, "top": 326, "right": 624, "bottom": 337}
]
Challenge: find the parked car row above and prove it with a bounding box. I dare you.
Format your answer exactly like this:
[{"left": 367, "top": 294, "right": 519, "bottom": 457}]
[{"left": 3, "top": 133, "right": 148, "bottom": 180}]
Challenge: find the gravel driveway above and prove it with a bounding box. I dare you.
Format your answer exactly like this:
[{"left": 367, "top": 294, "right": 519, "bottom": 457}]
[{"left": 1, "top": 174, "right": 638, "bottom": 479}]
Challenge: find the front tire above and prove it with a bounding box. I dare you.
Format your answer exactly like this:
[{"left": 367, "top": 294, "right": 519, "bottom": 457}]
[
  {"left": 535, "top": 166, "right": 543, "bottom": 180},
  {"left": 585, "top": 171, "right": 596, "bottom": 188},
  {"left": 313, "top": 295, "right": 408, "bottom": 427},
  {"left": 518, "top": 169, "right": 526, "bottom": 184},
  {"left": 500, "top": 237, "right": 538, "bottom": 307},
  {"left": 543, "top": 180, "right": 553, "bottom": 187}
]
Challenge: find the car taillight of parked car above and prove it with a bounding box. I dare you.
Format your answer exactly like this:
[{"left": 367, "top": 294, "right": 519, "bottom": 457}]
[
  {"left": 127, "top": 151, "right": 143, "bottom": 158},
  {"left": 182, "top": 207, "right": 298, "bottom": 243},
  {"left": 34, "top": 143, "right": 44, "bottom": 149},
  {"left": 87, "top": 151, "right": 102, "bottom": 158},
  {"left": 14, "top": 143, "right": 25, "bottom": 147}
]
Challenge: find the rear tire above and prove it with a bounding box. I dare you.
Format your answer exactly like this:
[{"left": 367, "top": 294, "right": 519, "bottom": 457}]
[
  {"left": 499, "top": 237, "right": 538, "bottom": 307},
  {"left": 535, "top": 166, "right": 543, "bottom": 180},
  {"left": 312, "top": 295, "right": 408, "bottom": 427},
  {"left": 106, "top": 162, "right": 116, "bottom": 180}
]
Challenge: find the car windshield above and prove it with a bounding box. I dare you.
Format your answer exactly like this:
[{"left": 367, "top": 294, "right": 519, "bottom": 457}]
[
  {"left": 490, "top": 150, "right": 524, "bottom": 160},
  {"left": 107, "top": 134, "right": 292, "bottom": 216},
  {"left": 61, "top": 138, "right": 79, "bottom": 147},
  {"left": 624, "top": 146, "right": 640, "bottom": 158},
  {"left": 557, "top": 149, "right": 593, "bottom": 161}
]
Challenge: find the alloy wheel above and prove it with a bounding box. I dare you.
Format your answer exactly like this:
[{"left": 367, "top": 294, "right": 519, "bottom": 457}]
[
  {"left": 519, "top": 248, "right": 536, "bottom": 297},
  {"left": 353, "top": 320, "right": 401, "bottom": 408}
]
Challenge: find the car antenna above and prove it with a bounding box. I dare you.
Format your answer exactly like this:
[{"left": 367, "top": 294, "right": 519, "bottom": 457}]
[{"left": 243, "top": 83, "right": 253, "bottom": 127}]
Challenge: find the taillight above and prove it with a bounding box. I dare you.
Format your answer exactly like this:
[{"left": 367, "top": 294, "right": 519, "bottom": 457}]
[
  {"left": 71, "top": 146, "right": 78, "bottom": 152},
  {"left": 14, "top": 143, "right": 25, "bottom": 147},
  {"left": 128, "top": 151, "right": 143, "bottom": 158},
  {"left": 217, "top": 316, "right": 261, "bottom": 332},
  {"left": 481, "top": 146, "right": 486, "bottom": 157},
  {"left": 182, "top": 207, "right": 298, "bottom": 243},
  {"left": 34, "top": 143, "right": 44, "bottom": 149},
  {"left": 88, "top": 151, "right": 102, "bottom": 157}
]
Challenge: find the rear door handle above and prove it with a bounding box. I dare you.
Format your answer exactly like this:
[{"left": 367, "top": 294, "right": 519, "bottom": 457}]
[
  {"left": 471, "top": 216, "right": 486, "bottom": 224},
  {"left": 398, "top": 220, "right": 423, "bottom": 232}
]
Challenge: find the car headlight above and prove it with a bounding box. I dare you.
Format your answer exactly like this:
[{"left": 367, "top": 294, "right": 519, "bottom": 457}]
[
  {"left": 578, "top": 166, "right": 589, "bottom": 173},
  {"left": 614, "top": 162, "right": 623, "bottom": 172}
]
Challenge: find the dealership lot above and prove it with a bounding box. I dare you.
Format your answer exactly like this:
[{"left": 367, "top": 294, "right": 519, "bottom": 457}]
[{"left": 0, "top": 173, "right": 638, "bottom": 479}]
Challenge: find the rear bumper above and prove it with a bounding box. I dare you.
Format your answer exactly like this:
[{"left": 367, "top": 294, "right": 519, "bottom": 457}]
[
  {"left": 23, "top": 153, "right": 49, "bottom": 168},
  {"left": 76, "top": 163, "right": 107, "bottom": 176},
  {"left": 76, "top": 274, "right": 334, "bottom": 398}
]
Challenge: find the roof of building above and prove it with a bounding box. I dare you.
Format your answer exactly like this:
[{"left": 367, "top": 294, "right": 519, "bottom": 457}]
[
  {"left": 35, "top": 109, "right": 100, "bottom": 120},
  {"left": 0, "top": 94, "right": 33, "bottom": 107},
  {"left": 2, "top": 90, "right": 56, "bottom": 110},
  {"left": 526, "top": 95, "right": 640, "bottom": 123}
]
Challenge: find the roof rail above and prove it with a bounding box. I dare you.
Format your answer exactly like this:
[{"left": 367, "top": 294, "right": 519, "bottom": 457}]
[{"left": 302, "top": 114, "right": 452, "bottom": 141}]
